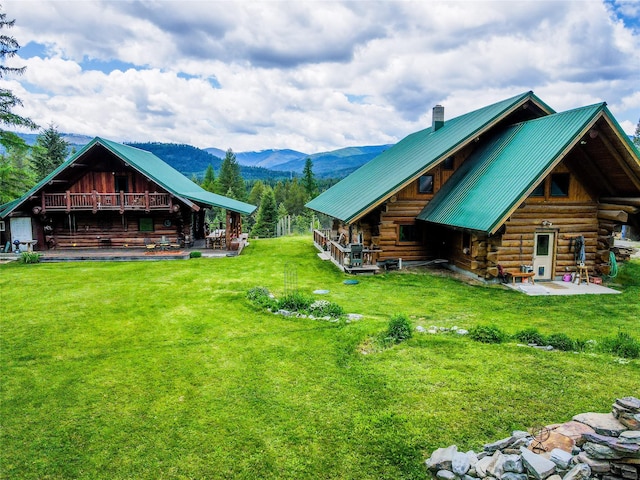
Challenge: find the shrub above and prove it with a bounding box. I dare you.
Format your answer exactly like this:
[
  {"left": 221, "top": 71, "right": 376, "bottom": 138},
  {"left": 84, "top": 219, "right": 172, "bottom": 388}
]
[
  {"left": 513, "top": 328, "right": 546, "bottom": 345},
  {"left": 383, "top": 314, "right": 412, "bottom": 345},
  {"left": 189, "top": 251, "right": 202, "bottom": 258},
  {"left": 469, "top": 325, "right": 506, "bottom": 344},
  {"left": 546, "top": 333, "right": 575, "bottom": 351},
  {"left": 600, "top": 331, "right": 640, "bottom": 359},
  {"left": 246, "top": 287, "right": 277, "bottom": 310},
  {"left": 19, "top": 252, "right": 41, "bottom": 264},
  {"left": 309, "top": 299, "right": 344, "bottom": 318},
  {"left": 277, "top": 291, "right": 313, "bottom": 312}
]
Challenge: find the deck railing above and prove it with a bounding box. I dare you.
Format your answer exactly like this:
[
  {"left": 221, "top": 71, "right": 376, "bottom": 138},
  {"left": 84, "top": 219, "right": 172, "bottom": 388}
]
[{"left": 41, "top": 191, "right": 172, "bottom": 213}]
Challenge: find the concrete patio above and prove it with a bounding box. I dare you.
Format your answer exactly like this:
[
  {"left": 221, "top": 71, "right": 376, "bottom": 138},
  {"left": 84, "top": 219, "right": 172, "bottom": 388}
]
[{"left": 505, "top": 280, "right": 621, "bottom": 296}]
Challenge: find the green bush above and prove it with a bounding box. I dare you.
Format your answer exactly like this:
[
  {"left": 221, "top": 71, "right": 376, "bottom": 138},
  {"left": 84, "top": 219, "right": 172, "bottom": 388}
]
[
  {"left": 383, "top": 314, "right": 412, "bottom": 345},
  {"left": 19, "top": 252, "right": 42, "bottom": 264},
  {"left": 189, "top": 251, "right": 202, "bottom": 258},
  {"left": 277, "top": 291, "right": 313, "bottom": 312},
  {"left": 513, "top": 328, "right": 546, "bottom": 345},
  {"left": 546, "top": 333, "right": 575, "bottom": 351},
  {"left": 246, "top": 287, "right": 277, "bottom": 310},
  {"left": 309, "top": 299, "right": 344, "bottom": 318},
  {"left": 600, "top": 331, "right": 640, "bottom": 359},
  {"left": 469, "top": 325, "right": 506, "bottom": 344}
]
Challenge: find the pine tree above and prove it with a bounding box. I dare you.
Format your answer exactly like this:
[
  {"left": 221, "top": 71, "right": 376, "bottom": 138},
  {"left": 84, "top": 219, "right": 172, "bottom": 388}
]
[
  {"left": 302, "top": 157, "right": 318, "bottom": 199},
  {"left": 217, "top": 148, "right": 245, "bottom": 200},
  {"left": 633, "top": 118, "right": 640, "bottom": 150},
  {"left": 284, "top": 178, "right": 307, "bottom": 216},
  {"left": 0, "top": 142, "right": 33, "bottom": 203},
  {"left": 30, "top": 124, "right": 69, "bottom": 180},
  {"left": 0, "top": 7, "right": 37, "bottom": 137},
  {"left": 247, "top": 180, "right": 265, "bottom": 207},
  {"left": 201, "top": 164, "right": 216, "bottom": 192},
  {"left": 251, "top": 187, "right": 278, "bottom": 238}
]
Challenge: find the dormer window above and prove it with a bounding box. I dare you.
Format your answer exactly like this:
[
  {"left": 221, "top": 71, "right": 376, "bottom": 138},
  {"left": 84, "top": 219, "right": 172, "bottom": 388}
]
[{"left": 418, "top": 175, "right": 434, "bottom": 194}]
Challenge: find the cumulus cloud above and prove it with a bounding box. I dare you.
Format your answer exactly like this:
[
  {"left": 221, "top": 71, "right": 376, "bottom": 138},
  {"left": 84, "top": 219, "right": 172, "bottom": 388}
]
[{"left": 1, "top": 0, "right": 638, "bottom": 152}]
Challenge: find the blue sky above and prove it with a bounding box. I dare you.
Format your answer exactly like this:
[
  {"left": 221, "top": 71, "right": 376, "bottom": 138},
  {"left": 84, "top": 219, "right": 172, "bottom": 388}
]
[{"left": 2, "top": 0, "right": 639, "bottom": 153}]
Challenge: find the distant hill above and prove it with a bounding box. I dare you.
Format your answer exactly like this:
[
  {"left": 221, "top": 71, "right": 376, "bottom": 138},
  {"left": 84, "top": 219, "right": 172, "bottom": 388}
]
[
  {"left": 6, "top": 131, "right": 392, "bottom": 179},
  {"left": 206, "top": 144, "right": 392, "bottom": 178}
]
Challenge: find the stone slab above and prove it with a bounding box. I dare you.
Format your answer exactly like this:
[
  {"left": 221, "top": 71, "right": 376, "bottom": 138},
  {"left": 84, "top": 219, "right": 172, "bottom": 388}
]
[
  {"left": 427, "top": 445, "right": 458, "bottom": 471},
  {"left": 521, "top": 446, "right": 557, "bottom": 480},
  {"left": 615, "top": 397, "right": 640, "bottom": 412},
  {"left": 583, "top": 442, "right": 627, "bottom": 460},
  {"left": 563, "top": 463, "right": 591, "bottom": 480},
  {"left": 531, "top": 431, "right": 576, "bottom": 453},
  {"left": 573, "top": 412, "right": 628, "bottom": 437},
  {"left": 576, "top": 452, "right": 611, "bottom": 473},
  {"left": 550, "top": 448, "right": 573, "bottom": 469},
  {"left": 551, "top": 421, "right": 596, "bottom": 446},
  {"left": 620, "top": 431, "right": 640, "bottom": 445},
  {"left": 583, "top": 432, "right": 640, "bottom": 454}
]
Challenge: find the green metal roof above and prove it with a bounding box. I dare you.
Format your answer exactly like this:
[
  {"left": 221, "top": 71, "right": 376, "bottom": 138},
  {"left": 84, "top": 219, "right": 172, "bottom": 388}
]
[
  {"left": 417, "top": 103, "right": 607, "bottom": 234},
  {"left": 306, "top": 91, "right": 551, "bottom": 223},
  {"left": 1, "top": 137, "right": 256, "bottom": 218}
]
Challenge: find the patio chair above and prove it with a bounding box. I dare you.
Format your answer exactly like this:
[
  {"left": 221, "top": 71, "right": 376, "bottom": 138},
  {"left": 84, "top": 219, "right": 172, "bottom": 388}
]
[
  {"left": 144, "top": 238, "right": 157, "bottom": 251},
  {"left": 349, "top": 243, "right": 364, "bottom": 268},
  {"left": 497, "top": 264, "right": 509, "bottom": 283}
]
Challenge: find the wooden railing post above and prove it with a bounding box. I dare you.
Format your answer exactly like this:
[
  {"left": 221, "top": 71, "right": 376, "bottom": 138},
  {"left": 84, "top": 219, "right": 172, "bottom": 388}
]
[
  {"left": 144, "top": 191, "right": 150, "bottom": 212},
  {"left": 65, "top": 191, "right": 71, "bottom": 213},
  {"left": 119, "top": 191, "right": 125, "bottom": 214},
  {"left": 41, "top": 191, "right": 46, "bottom": 213},
  {"left": 91, "top": 190, "right": 98, "bottom": 213}
]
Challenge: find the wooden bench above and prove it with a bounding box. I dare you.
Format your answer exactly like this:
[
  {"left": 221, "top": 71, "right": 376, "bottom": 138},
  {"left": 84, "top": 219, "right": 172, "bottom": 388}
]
[{"left": 508, "top": 271, "right": 536, "bottom": 285}]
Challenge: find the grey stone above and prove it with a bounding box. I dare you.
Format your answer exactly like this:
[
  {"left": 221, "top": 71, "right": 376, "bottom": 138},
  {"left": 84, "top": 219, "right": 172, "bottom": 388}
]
[
  {"left": 550, "top": 449, "right": 573, "bottom": 470},
  {"left": 455, "top": 329, "right": 469, "bottom": 335},
  {"left": 573, "top": 412, "right": 628, "bottom": 437},
  {"left": 475, "top": 455, "right": 493, "bottom": 478},
  {"left": 453, "top": 451, "right": 472, "bottom": 476},
  {"left": 503, "top": 454, "right": 524, "bottom": 473},
  {"left": 619, "top": 464, "right": 638, "bottom": 480},
  {"left": 618, "top": 412, "right": 640, "bottom": 430},
  {"left": 583, "top": 441, "right": 627, "bottom": 460},
  {"left": 416, "top": 325, "right": 426, "bottom": 332},
  {"left": 486, "top": 450, "right": 506, "bottom": 479},
  {"left": 620, "top": 431, "right": 640, "bottom": 445},
  {"left": 602, "top": 475, "right": 625, "bottom": 480},
  {"left": 464, "top": 475, "right": 479, "bottom": 480},
  {"left": 547, "top": 475, "right": 562, "bottom": 480},
  {"left": 427, "top": 445, "right": 458, "bottom": 471},
  {"left": 485, "top": 436, "right": 517, "bottom": 453},
  {"left": 277, "top": 309, "right": 293, "bottom": 316},
  {"left": 615, "top": 397, "right": 640, "bottom": 412},
  {"left": 437, "top": 470, "right": 458, "bottom": 480},
  {"left": 562, "top": 464, "right": 591, "bottom": 480},
  {"left": 513, "top": 430, "right": 532, "bottom": 440},
  {"left": 466, "top": 451, "right": 479, "bottom": 469},
  {"left": 520, "top": 446, "right": 557, "bottom": 480},
  {"left": 501, "top": 473, "right": 527, "bottom": 480},
  {"left": 575, "top": 452, "right": 611, "bottom": 473},
  {"left": 583, "top": 432, "right": 640, "bottom": 454},
  {"left": 347, "top": 313, "right": 363, "bottom": 321}
]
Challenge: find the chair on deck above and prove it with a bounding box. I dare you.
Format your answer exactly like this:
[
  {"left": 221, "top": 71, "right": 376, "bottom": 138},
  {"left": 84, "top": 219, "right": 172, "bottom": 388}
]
[
  {"left": 144, "top": 238, "right": 157, "bottom": 251},
  {"left": 497, "top": 264, "right": 509, "bottom": 283},
  {"left": 349, "top": 243, "right": 364, "bottom": 268},
  {"left": 169, "top": 238, "right": 182, "bottom": 250}
]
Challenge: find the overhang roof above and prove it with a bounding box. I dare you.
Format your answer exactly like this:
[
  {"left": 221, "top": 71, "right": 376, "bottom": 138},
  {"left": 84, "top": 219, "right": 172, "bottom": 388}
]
[
  {"left": 417, "top": 103, "right": 639, "bottom": 234},
  {"left": 306, "top": 91, "right": 553, "bottom": 223},
  {"left": 0, "top": 137, "right": 256, "bottom": 218}
]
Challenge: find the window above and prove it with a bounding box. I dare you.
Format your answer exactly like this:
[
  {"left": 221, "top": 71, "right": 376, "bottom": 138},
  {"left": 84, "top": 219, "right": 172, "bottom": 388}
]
[
  {"left": 536, "top": 234, "right": 550, "bottom": 256},
  {"left": 399, "top": 224, "right": 418, "bottom": 242},
  {"left": 139, "top": 217, "right": 154, "bottom": 232},
  {"left": 530, "top": 183, "right": 545, "bottom": 197},
  {"left": 550, "top": 173, "right": 570, "bottom": 197},
  {"left": 442, "top": 156, "right": 454, "bottom": 170},
  {"left": 115, "top": 175, "right": 129, "bottom": 193},
  {"left": 418, "top": 175, "right": 434, "bottom": 194}
]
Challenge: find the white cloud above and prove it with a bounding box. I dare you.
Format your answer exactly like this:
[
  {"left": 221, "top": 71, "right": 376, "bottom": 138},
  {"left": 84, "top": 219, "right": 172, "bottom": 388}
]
[{"left": 2, "top": 0, "right": 638, "bottom": 152}]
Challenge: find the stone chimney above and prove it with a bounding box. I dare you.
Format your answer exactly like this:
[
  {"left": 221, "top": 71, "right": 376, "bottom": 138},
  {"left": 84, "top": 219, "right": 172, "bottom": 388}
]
[{"left": 432, "top": 105, "right": 444, "bottom": 131}]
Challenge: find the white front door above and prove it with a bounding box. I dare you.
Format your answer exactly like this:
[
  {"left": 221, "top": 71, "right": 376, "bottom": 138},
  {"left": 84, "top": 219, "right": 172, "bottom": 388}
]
[{"left": 533, "top": 232, "right": 555, "bottom": 281}]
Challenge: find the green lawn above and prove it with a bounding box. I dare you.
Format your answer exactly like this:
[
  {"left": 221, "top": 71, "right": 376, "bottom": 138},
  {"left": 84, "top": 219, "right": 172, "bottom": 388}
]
[{"left": 1, "top": 236, "right": 638, "bottom": 479}]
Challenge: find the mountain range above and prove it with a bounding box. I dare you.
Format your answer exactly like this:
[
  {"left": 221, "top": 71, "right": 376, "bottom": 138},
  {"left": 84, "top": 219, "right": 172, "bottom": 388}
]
[{"left": 11, "top": 132, "right": 392, "bottom": 180}]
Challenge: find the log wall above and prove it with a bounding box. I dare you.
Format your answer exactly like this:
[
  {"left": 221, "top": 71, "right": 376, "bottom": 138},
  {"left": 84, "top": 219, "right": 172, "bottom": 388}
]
[
  {"left": 45, "top": 212, "right": 188, "bottom": 249},
  {"left": 69, "top": 171, "right": 156, "bottom": 194}
]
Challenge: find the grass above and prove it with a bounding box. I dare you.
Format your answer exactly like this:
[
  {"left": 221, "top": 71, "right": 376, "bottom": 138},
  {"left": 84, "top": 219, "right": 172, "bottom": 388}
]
[{"left": 1, "top": 236, "right": 639, "bottom": 479}]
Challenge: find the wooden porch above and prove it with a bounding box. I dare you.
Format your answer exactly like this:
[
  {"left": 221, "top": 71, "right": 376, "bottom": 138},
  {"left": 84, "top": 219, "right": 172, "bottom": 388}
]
[
  {"left": 36, "top": 191, "right": 175, "bottom": 214},
  {"left": 313, "top": 229, "right": 380, "bottom": 274}
]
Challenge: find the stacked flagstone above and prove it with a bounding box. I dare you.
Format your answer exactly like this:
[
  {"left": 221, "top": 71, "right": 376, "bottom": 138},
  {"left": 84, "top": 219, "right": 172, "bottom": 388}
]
[{"left": 425, "top": 397, "right": 640, "bottom": 480}]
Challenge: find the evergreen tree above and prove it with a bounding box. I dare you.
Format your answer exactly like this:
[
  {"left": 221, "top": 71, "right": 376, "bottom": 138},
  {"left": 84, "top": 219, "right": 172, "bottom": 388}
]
[
  {"left": 0, "top": 7, "right": 37, "bottom": 138},
  {"left": 0, "top": 142, "right": 33, "bottom": 203},
  {"left": 247, "top": 180, "right": 265, "bottom": 207},
  {"left": 633, "top": 118, "right": 640, "bottom": 150},
  {"left": 284, "top": 178, "right": 307, "bottom": 216},
  {"left": 251, "top": 187, "right": 278, "bottom": 238},
  {"left": 273, "top": 181, "right": 286, "bottom": 206},
  {"left": 30, "top": 124, "right": 69, "bottom": 180},
  {"left": 301, "top": 157, "right": 318, "bottom": 199},
  {"left": 201, "top": 164, "right": 216, "bottom": 192},
  {"left": 217, "top": 148, "right": 245, "bottom": 200}
]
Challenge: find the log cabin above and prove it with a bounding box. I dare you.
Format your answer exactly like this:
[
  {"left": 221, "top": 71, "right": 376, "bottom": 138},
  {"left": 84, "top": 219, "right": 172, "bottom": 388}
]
[
  {"left": 0, "top": 137, "right": 256, "bottom": 252},
  {"left": 306, "top": 91, "right": 640, "bottom": 280}
]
